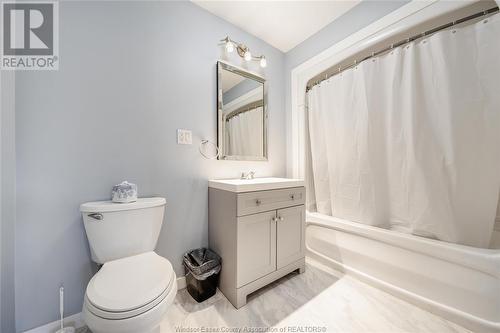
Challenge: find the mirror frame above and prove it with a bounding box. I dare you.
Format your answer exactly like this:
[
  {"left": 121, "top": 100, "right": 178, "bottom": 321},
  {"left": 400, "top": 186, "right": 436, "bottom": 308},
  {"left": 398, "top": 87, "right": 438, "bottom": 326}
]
[{"left": 217, "top": 61, "right": 268, "bottom": 161}]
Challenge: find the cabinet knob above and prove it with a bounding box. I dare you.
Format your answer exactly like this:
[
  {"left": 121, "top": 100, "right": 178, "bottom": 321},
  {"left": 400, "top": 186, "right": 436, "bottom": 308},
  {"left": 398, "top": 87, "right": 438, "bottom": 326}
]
[
  {"left": 278, "top": 216, "right": 284, "bottom": 221},
  {"left": 255, "top": 199, "right": 261, "bottom": 205},
  {"left": 272, "top": 217, "right": 277, "bottom": 222},
  {"left": 290, "top": 194, "right": 295, "bottom": 200}
]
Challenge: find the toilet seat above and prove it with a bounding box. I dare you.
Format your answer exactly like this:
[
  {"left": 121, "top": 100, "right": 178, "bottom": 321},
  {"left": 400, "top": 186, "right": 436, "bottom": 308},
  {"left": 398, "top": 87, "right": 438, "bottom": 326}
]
[{"left": 85, "top": 252, "right": 175, "bottom": 320}]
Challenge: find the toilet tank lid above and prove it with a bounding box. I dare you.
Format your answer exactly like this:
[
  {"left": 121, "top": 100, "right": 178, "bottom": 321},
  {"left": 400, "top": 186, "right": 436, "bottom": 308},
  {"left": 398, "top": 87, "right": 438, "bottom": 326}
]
[{"left": 80, "top": 197, "right": 166, "bottom": 213}]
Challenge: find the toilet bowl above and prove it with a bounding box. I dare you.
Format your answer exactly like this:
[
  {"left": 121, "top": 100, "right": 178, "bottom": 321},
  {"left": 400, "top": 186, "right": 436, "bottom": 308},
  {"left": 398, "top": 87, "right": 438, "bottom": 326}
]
[
  {"left": 80, "top": 198, "right": 175, "bottom": 333},
  {"left": 83, "top": 252, "right": 176, "bottom": 333}
]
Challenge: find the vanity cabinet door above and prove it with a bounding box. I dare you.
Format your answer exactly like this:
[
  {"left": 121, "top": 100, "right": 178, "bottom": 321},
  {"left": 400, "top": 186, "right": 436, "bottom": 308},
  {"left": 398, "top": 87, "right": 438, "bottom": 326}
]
[
  {"left": 276, "top": 205, "right": 305, "bottom": 269},
  {"left": 236, "top": 211, "right": 277, "bottom": 287}
]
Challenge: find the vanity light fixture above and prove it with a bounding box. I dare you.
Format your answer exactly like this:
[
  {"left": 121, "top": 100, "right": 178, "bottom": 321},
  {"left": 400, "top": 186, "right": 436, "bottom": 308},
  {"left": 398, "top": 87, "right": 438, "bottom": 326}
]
[
  {"left": 225, "top": 39, "right": 235, "bottom": 53},
  {"left": 220, "top": 36, "right": 267, "bottom": 68},
  {"left": 244, "top": 50, "right": 252, "bottom": 62},
  {"left": 260, "top": 56, "right": 267, "bottom": 68}
]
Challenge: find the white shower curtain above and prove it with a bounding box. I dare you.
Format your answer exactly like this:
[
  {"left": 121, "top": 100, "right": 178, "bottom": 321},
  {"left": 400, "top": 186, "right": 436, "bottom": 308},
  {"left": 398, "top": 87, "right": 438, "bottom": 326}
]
[
  {"left": 226, "top": 107, "right": 264, "bottom": 157},
  {"left": 307, "top": 14, "right": 500, "bottom": 248}
]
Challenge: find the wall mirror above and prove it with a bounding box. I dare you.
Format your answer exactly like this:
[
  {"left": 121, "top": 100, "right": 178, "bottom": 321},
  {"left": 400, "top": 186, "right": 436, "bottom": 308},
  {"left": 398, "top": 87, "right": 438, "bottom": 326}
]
[{"left": 217, "top": 61, "right": 267, "bottom": 161}]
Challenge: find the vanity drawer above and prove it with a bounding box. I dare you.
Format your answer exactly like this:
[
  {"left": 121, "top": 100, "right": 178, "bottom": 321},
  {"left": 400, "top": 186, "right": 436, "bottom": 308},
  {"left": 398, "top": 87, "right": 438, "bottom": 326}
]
[{"left": 237, "top": 187, "right": 305, "bottom": 216}]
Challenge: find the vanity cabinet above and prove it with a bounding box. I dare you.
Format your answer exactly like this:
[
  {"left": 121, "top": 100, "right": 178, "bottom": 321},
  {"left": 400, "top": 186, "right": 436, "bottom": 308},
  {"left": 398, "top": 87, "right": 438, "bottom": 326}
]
[
  {"left": 208, "top": 179, "right": 305, "bottom": 308},
  {"left": 237, "top": 210, "right": 276, "bottom": 287},
  {"left": 276, "top": 205, "right": 305, "bottom": 268}
]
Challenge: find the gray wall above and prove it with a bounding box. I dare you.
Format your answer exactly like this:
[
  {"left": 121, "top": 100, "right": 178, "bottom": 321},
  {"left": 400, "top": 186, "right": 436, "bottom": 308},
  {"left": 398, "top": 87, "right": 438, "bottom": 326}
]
[
  {"left": 223, "top": 78, "right": 261, "bottom": 104},
  {"left": 1, "top": 71, "right": 16, "bottom": 333},
  {"left": 284, "top": 0, "right": 410, "bottom": 174},
  {"left": 14, "top": 1, "right": 285, "bottom": 331},
  {"left": 12, "top": 1, "right": 411, "bottom": 331}
]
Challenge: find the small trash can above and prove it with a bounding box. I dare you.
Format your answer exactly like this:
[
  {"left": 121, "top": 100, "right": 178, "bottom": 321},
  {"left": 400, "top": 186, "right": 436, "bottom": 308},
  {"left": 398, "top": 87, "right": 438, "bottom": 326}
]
[{"left": 183, "top": 248, "right": 221, "bottom": 303}]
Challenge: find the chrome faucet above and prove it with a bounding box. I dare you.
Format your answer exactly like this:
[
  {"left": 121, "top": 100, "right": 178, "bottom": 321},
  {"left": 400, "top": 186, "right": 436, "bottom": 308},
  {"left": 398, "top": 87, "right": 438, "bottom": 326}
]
[{"left": 241, "top": 171, "right": 256, "bottom": 180}]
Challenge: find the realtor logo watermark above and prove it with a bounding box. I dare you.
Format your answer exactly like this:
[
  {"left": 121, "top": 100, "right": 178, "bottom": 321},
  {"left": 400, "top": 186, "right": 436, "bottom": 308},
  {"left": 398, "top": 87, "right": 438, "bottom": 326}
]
[{"left": 1, "top": 1, "right": 59, "bottom": 70}]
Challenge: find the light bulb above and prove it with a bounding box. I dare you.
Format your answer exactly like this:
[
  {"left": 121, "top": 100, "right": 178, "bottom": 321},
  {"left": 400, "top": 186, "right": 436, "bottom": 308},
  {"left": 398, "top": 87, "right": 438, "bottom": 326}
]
[
  {"left": 225, "top": 40, "right": 234, "bottom": 53},
  {"left": 260, "top": 56, "right": 267, "bottom": 68},
  {"left": 244, "top": 50, "right": 252, "bottom": 61}
]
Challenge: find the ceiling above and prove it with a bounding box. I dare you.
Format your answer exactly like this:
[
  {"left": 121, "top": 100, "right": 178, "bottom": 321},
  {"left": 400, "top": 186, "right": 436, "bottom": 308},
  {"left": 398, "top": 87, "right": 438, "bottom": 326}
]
[
  {"left": 221, "top": 70, "right": 245, "bottom": 92},
  {"left": 192, "top": 0, "right": 360, "bottom": 52}
]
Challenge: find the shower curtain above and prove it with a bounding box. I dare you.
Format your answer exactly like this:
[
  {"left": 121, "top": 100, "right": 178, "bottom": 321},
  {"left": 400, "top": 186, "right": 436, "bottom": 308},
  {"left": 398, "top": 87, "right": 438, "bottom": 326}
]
[
  {"left": 307, "top": 13, "right": 500, "bottom": 248},
  {"left": 226, "top": 107, "right": 264, "bottom": 156}
]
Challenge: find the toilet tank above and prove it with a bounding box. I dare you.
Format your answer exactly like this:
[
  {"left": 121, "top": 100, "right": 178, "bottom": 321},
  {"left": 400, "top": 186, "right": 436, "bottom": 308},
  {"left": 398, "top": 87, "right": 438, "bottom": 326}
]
[{"left": 80, "top": 197, "right": 166, "bottom": 264}]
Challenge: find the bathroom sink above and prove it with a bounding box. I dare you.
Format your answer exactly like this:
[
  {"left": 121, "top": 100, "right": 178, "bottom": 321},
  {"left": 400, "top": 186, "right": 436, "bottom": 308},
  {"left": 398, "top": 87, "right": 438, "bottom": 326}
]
[{"left": 208, "top": 177, "right": 304, "bottom": 193}]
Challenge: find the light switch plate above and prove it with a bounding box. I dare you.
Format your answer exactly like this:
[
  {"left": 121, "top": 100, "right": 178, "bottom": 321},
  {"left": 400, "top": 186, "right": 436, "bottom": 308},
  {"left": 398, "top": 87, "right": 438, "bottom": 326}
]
[{"left": 177, "top": 129, "right": 192, "bottom": 145}]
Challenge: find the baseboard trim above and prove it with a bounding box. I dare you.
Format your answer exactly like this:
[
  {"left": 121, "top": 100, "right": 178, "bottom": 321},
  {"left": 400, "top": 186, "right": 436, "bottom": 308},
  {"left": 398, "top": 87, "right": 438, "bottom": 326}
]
[
  {"left": 23, "top": 312, "right": 84, "bottom": 333},
  {"left": 177, "top": 275, "right": 186, "bottom": 290},
  {"left": 24, "top": 276, "right": 187, "bottom": 332}
]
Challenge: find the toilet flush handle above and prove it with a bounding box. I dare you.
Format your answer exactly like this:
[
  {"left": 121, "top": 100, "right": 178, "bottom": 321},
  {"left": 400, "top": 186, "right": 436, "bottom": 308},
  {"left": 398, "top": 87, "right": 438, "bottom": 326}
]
[{"left": 88, "top": 213, "right": 103, "bottom": 220}]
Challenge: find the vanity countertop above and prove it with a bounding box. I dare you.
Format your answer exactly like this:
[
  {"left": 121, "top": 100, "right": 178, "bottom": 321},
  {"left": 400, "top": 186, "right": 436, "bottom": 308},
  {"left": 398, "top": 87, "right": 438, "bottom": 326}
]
[{"left": 208, "top": 177, "right": 305, "bottom": 193}]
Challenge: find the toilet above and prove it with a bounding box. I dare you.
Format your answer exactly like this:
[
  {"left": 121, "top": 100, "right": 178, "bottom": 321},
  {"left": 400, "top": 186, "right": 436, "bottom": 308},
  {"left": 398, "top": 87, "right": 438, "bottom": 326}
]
[{"left": 80, "top": 197, "right": 176, "bottom": 333}]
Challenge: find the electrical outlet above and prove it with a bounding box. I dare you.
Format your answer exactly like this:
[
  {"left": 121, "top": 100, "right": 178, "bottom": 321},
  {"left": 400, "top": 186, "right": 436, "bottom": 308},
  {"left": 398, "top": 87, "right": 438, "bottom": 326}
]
[{"left": 177, "top": 129, "right": 192, "bottom": 145}]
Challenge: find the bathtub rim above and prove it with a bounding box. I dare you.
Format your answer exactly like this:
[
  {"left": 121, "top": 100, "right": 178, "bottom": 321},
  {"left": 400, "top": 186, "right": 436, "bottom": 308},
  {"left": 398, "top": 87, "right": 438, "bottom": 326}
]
[
  {"left": 306, "top": 212, "right": 500, "bottom": 279},
  {"left": 306, "top": 239, "right": 500, "bottom": 333},
  {"left": 306, "top": 213, "right": 500, "bottom": 333}
]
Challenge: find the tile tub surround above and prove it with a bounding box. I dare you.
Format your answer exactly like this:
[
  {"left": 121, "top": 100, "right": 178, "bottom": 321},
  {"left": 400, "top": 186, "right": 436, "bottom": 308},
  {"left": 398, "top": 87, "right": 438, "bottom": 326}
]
[{"left": 79, "top": 259, "right": 469, "bottom": 333}]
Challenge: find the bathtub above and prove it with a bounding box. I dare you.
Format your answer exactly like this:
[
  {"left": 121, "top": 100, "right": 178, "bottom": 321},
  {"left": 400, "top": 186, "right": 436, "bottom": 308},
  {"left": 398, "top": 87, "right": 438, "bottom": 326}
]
[{"left": 306, "top": 212, "right": 500, "bottom": 333}]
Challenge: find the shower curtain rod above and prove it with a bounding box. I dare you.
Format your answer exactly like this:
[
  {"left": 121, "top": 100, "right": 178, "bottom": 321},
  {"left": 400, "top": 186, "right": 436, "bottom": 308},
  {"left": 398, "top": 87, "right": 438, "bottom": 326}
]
[
  {"left": 225, "top": 100, "right": 264, "bottom": 120},
  {"left": 306, "top": 6, "right": 499, "bottom": 91}
]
